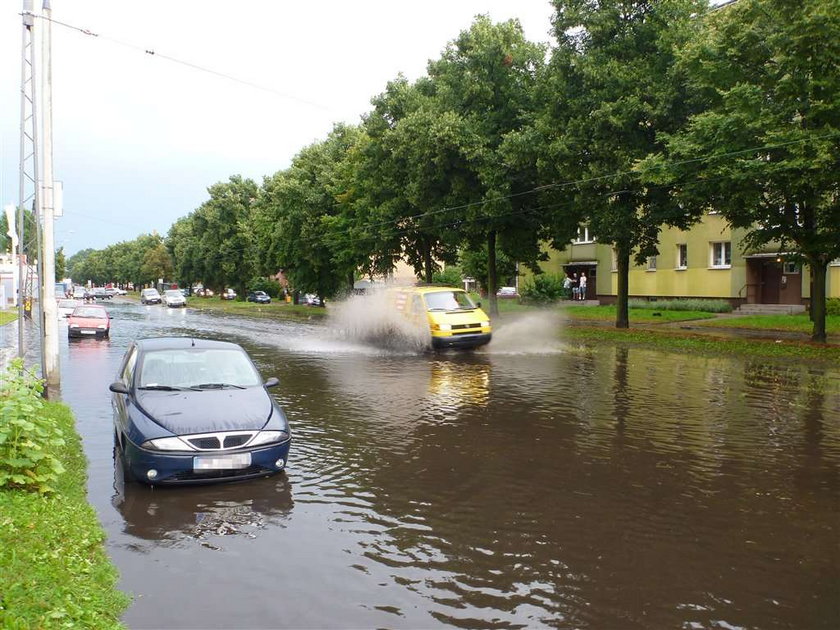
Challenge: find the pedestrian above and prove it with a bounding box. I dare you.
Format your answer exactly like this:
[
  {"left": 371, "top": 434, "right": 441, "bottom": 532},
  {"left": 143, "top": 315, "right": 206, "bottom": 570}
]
[
  {"left": 563, "top": 273, "right": 572, "bottom": 299},
  {"left": 578, "top": 272, "right": 587, "bottom": 301},
  {"left": 571, "top": 273, "right": 579, "bottom": 300}
]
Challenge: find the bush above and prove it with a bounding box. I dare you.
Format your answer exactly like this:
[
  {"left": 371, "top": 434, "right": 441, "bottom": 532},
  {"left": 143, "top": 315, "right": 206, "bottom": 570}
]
[
  {"left": 826, "top": 298, "right": 840, "bottom": 316},
  {"left": 627, "top": 298, "right": 733, "bottom": 313},
  {"left": 432, "top": 266, "right": 463, "bottom": 286},
  {"left": 522, "top": 274, "right": 567, "bottom": 303},
  {"left": 0, "top": 359, "right": 65, "bottom": 494},
  {"left": 248, "top": 276, "right": 283, "bottom": 298}
]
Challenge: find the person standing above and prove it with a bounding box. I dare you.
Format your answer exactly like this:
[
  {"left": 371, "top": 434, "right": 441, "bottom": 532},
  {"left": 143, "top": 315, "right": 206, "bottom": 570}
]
[
  {"left": 571, "top": 273, "right": 579, "bottom": 300},
  {"left": 578, "top": 272, "right": 587, "bottom": 301}
]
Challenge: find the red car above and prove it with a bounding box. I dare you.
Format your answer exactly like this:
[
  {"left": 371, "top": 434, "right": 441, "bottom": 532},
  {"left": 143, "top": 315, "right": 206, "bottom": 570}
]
[{"left": 68, "top": 304, "right": 111, "bottom": 338}]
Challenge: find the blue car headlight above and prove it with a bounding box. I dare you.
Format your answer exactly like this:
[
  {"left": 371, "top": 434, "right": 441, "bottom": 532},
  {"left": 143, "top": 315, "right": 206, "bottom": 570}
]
[
  {"left": 142, "top": 436, "right": 193, "bottom": 451},
  {"left": 248, "top": 430, "right": 290, "bottom": 447}
]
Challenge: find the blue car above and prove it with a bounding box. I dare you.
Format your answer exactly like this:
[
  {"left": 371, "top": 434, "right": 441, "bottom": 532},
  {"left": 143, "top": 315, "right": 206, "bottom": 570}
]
[{"left": 109, "top": 337, "right": 291, "bottom": 485}]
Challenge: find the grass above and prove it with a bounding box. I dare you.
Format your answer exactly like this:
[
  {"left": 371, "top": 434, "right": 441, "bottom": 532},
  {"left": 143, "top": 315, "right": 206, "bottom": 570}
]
[
  {"left": 564, "top": 325, "right": 840, "bottom": 364},
  {"left": 694, "top": 313, "right": 840, "bottom": 335},
  {"left": 0, "top": 311, "right": 18, "bottom": 326},
  {"left": 0, "top": 402, "right": 129, "bottom": 628},
  {"left": 184, "top": 296, "right": 328, "bottom": 319},
  {"left": 559, "top": 304, "right": 717, "bottom": 323}
]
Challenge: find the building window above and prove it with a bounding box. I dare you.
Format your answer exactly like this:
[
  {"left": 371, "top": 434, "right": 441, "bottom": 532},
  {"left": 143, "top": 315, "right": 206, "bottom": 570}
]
[
  {"left": 677, "top": 244, "right": 688, "bottom": 269},
  {"left": 573, "top": 226, "right": 594, "bottom": 244},
  {"left": 647, "top": 255, "right": 657, "bottom": 271},
  {"left": 710, "top": 242, "right": 731, "bottom": 268},
  {"left": 783, "top": 262, "right": 798, "bottom": 274}
]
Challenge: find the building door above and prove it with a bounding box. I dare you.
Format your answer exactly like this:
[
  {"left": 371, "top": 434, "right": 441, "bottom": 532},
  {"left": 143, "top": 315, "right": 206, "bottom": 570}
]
[{"left": 760, "top": 262, "right": 782, "bottom": 304}]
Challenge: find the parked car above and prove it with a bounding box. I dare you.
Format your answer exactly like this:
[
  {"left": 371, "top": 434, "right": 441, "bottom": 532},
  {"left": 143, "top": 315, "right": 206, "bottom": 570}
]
[
  {"left": 496, "top": 286, "right": 519, "bottom": 299},
  {"left": 303, "top": 293, "right": 323, "bottom": 306},
  {"left": 93, "top": 287, "right": 111, "bottom": 300},
  {"left": 140, "top": 288, "right": 162, "bottom": 305},
  {"left": 68, "top": 304, "right": 110, "bottom": 338},
  {"left": 163, "top": 289, "right": 187, "bottom": 308},
  {"left": 220, "top": 288, "right": 237, "bottom": 300},
  {"left": 112, "top": 287, "right": 128, "bottom": 296},
  {"left": 247, "top": 290, "right": 271, "bottom": 304},
  {"left": 72, "top": 286, "right": 86, "bottom": 300},
  {"left": 57, "top": 298, "right": 80, "bottom": 317},
  {"left": 109, "top": 337, "right": 291, "bottom": 485}
]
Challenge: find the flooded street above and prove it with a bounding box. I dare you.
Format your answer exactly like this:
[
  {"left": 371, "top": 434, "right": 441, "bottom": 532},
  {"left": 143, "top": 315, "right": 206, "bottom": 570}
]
[{"left": 51, "top": 300, "right": 839, "bottom": 629}]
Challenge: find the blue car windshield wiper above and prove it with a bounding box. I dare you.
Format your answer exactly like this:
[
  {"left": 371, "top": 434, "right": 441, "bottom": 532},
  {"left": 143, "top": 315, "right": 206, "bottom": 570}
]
[
  {"left": 138, "top": 384, "right": 201, "bottom": 391},
  {"left": 192, "top": 382, "right": 247, "bottom": 390}
]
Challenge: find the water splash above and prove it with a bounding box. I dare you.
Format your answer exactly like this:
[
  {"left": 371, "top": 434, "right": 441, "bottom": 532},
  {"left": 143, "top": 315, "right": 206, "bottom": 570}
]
[
  {"left": 483, "top": 311, "right": 566, "bottom": 355},
  {"left": 327, "top": 289, "right": 431, "bottom": 352}
]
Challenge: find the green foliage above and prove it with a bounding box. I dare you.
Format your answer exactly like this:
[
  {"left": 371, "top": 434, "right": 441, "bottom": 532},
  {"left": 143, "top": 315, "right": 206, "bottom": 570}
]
[
  {"left": 826, "top": 299, "right": 840, "bottom": 317},
  {"left": 248, "top": 276, "right": 283, "bottom": 298},
  {"left": 521, "top": 273, "right": 566, "bottom": 303},
  {"left": 627, "top": 298, "right": 733, "bottom": 313},
  {"left": 0, "top": 360, "right": 65, "bottom": 494},
  {"left": 0, "top": 400, "right": 129, "bottom": 627},
  {"left": 432, "top": 266, "right": 463, "bottom": 286},
  {"left": 54, "top": 246, "right": 66, "bottom": 281}
]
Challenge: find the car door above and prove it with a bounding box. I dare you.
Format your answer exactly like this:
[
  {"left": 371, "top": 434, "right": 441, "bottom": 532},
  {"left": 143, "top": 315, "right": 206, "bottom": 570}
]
[{"left": 112, "top": 344, "right": 137, "bottom": 439}]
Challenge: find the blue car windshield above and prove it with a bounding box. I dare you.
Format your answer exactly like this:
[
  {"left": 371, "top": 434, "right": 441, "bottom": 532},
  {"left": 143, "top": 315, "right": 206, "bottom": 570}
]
[{"left": 139, "top": 349, "right": 261, "bottom": 389}]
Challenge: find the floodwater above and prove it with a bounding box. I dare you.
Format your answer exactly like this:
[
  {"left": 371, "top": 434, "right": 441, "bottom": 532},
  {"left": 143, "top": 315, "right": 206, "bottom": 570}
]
[{"left": 46, "top": 300, "right": 839, "bottom": 629}]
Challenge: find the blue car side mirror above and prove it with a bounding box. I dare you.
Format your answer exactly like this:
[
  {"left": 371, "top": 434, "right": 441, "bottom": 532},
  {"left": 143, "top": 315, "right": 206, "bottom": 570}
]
[{"left": 109, "top": 381, "right": 129, "bottom": 394}]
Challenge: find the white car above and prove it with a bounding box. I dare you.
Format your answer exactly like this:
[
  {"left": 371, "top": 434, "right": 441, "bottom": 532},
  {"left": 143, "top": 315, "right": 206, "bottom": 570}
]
[
  {"left": 162, "top": 289, "right": 186, "bottom": 308},
  {"left": 57, "top": 298, "right": 80, "bottom": 317}
]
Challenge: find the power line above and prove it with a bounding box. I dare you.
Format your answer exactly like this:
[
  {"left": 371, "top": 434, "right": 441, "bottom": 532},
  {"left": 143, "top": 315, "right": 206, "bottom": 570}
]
[{"left": 34, "top": 13, "right": 336, "bottom": 113}]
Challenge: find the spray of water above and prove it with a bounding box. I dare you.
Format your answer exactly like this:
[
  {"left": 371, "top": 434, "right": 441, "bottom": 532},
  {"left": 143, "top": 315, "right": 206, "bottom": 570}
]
[
  {"left": 327, "top": 288, "right": 431, "bottom": 352},
  {"left": 482, "top": 311, "right": 566, "bottom": 355}
]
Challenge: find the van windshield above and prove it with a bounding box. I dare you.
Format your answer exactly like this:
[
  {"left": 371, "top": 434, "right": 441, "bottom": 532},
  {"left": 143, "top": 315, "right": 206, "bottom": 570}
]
[{"left": 424, "top": 291, "right": 475, "bottom": 311}]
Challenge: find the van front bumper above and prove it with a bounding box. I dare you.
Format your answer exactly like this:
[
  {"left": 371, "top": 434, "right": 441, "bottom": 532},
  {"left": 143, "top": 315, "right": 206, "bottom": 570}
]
[{"left": 431, "top": 332, "right": 492, "bottom": 350}]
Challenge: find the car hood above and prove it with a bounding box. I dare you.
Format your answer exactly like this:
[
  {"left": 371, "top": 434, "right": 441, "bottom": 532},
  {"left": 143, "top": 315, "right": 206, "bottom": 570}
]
[
  {"left": 69, "top": 316, "right": 109, "bottom": 327},
  {"left": 136, "top": 386, "right": 272, "bottom": 435}
]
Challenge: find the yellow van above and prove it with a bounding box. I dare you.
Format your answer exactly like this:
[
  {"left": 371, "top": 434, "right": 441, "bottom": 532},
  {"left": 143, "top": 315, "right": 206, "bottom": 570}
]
[{"left": 392, "top": 286, "right": 492, "bottom": 350}]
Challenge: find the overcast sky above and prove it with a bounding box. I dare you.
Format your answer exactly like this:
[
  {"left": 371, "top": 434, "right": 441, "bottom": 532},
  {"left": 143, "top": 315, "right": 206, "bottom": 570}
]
[{"left": 1, "top": 0, "right": 556, "bottom": 256}]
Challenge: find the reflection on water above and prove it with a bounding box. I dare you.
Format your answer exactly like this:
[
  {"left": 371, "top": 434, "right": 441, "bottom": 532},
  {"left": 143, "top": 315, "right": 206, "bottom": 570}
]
[{"left": 52, "top": 301, "right": 840, "bottom": 629}]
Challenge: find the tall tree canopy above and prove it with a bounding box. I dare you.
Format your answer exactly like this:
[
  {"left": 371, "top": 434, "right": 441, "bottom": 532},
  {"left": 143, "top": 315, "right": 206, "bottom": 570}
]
[{"left": 640, "top": 0, "right": 840, "bottom": 341}]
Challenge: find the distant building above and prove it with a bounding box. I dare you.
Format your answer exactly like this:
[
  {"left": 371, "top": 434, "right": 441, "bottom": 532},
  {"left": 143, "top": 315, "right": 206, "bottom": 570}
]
[{"left": 532, "top": 215, "right": 840, "bottom": 307}]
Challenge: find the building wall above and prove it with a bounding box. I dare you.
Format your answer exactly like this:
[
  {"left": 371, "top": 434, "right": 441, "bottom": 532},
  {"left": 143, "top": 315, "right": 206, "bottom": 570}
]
[{"left": 530, "top": 215, "right": 839, "bottom": 303}]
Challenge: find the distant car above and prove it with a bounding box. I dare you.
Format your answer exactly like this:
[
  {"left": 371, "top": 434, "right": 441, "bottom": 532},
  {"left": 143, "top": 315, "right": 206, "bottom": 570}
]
[
  {"left": 68, "top": 304, "right": 110, "bottom": 338},
  {"left": 140, "top": 288, "right": 162, "bottom": 305},
  {"left": 496, "top": 286, "right": 519, "bottom": 299},
  {"left": 111, "top": 287, "right": 127, "bottom": 296},
  {"left": 93, "top": 287, "right": 111, "bottom": 300},
  {"left": 163, "top": 289, "right": 187, "bottom": 308},
  {"left": 109, "top": 337, "right": 291, "bottom": 485},
  {"left": 304, "top": 294, "right": 323, "bottom": 306},
  {"left": 57, "top": 298, "right": 80, "bottom": 317},
  {"left": 220, "top": 288, "right": 237, "bottom": 300},
  {"left": 247, "top": 290, "right": 271, "bottom": 304},
  {"left": 72, "top": 286, "right": 87, "bottom": 300}
]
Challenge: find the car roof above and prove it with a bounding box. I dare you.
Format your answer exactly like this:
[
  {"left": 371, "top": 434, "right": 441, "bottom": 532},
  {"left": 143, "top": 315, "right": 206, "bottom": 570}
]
[
  {"left": 72, "top": 304, "right": 107, "bottom": 312},
  {"left": 134, "top": 337, "right": 243, "bottom": 352},
  {"left": 393, "top": 285, "right": 465, "bottom": 295}
]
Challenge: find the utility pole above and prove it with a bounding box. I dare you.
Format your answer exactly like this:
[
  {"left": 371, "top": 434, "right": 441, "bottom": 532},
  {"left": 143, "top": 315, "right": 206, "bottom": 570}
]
[
  {"left": 18, "top": 0, "right": 39, "bottom": 360},
  {"left": 40, "top": 0, "right": 60, "bottom": 391}
]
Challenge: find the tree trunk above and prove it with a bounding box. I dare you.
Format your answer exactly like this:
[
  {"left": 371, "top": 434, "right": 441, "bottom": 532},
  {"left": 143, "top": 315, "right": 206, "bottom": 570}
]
[
  {"left": 347, "top": 271, "right": 355, "bottom": 294},
  {"left": 615, "top": 241, "right": 630, "bottom": 329},
  {"left": 423, "top": 239, "right": 434, "bottom": 284},
  {"left": 810, "top": 258, "right": 827, "bottom": 343},
  {"left": 487, "top": 230, "right": 499, "bottom": 317}
]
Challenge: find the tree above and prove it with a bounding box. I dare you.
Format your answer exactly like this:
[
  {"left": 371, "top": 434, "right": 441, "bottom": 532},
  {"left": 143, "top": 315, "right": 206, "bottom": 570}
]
[
  {"left": 54, "top": 247, "right": 66, "bottom": 281},
  {"left": 640, "top": 0, "right": 840, "bottom": 342},
  {"left": 541, "top": 0, "right": 708, "bottom": 328},
  {"left": 141, "top": 243, "right": 174, "bottom": 285},
  {"left": 427, "top": 16, "right": 548, "bottom": 315}
]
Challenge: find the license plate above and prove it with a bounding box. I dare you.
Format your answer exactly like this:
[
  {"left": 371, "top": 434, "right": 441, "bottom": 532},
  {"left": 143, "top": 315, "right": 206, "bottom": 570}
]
[
  {"left": 193, "top": 453, "right": 251, "bottom": 470},
  {"left": 81, "top": 330, "right": 96, "bottom": 335}
]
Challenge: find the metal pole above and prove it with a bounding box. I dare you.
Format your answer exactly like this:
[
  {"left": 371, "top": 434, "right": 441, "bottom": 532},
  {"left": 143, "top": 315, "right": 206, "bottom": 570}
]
[
  {"left": 41, "top": 0, "right": 60, "bottom": 390},
  {"left": 17, "top": 0, "right": 35, "bottom": 358}
]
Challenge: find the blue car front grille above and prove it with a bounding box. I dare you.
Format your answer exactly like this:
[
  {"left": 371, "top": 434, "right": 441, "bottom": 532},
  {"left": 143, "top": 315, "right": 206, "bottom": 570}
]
[{"left": 185, "top": 432, "right": 256, "bottom": 451}]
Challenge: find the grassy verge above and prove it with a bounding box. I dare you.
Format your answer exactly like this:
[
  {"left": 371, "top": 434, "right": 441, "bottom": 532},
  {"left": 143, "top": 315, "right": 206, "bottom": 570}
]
[
  {"left": 184, "top": 297, "right": 328, "bottom": 319},
  {"left": 559, "top": 304, "right": 717, "bottom": 323},
  {"left": 0, "top": 311, "right": 17, "bottom": 326},
  {"left": 693, "top": 313, "right": 840, "bottom": 335},
  {"left": 564, "top": 325, "right": 840, "bottom": 363},
  {"left": 0, "top": 402, "right": 129, "bottom": 628}
]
